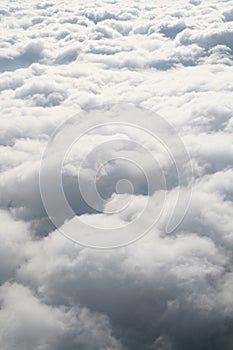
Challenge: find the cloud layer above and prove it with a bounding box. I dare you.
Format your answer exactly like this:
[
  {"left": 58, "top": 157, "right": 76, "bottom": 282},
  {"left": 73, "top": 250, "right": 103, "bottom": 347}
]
[{"left": 0, "top": 0, "right": 233, "bottom": 349}]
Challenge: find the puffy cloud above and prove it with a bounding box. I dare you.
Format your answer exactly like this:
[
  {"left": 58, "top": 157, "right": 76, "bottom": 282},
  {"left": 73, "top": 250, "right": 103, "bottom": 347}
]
[
  {"left": 16, "top": 222, "right": 233, "bottom": 350},
  {"left": 0, "top": 0, "right": 233, "bottom": 349},
  {"left": 0, "top": 282, "right": 122, "bottom": 350},
  {"left": 0, "top": 210, "right": 30, "bottom": 284},
  {"left": 0, "top": 41, "right": 44, "bottom": 73}
]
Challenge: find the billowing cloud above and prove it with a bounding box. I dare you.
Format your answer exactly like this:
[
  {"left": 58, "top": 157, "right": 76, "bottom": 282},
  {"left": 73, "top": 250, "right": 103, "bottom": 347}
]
[
  {"left": 0, "top": 0, "right": 233, "bottom": 349},
  {"left": 0, "top": 282, "right": 122, "bottom": 350}
]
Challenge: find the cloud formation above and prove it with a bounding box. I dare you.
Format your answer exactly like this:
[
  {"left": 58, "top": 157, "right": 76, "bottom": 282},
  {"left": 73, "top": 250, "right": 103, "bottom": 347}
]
[{"left": 0, "top": 0, "right": 233, "bottom": 349}]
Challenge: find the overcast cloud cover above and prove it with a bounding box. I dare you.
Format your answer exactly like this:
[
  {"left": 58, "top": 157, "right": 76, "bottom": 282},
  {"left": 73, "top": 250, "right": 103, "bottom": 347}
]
[{"left": 0, "top": 0, "right": 233, "bottom": 349}]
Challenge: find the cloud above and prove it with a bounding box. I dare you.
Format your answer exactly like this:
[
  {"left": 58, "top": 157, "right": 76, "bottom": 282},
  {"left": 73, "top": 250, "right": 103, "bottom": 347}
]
[
  {"left": 178, "top": 28, "right": 233, "bottom": 51},
  {"left": 16, "top": 220, "right": 232, "bottom": 350},
  {"left": 222, "top": 8, "right": 233, "bottom": 22},
  {"left": 0, "top": 41, "right": 44, "bottom": 73},
  {"left": 15, "top": 79, "right": 67, "bottom": 107},
  {"left": 0, "top": 210, "right": 30, "bottom": 284},
  {"left": 0, "top": 282, "right": 122, "bottom": 350},
  {"left": 0, "top": 0, "right": 233, "bottom": 349}
]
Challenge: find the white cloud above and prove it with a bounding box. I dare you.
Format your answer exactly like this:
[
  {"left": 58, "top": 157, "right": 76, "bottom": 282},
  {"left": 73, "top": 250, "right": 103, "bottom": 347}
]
[
  {"left": 0, "top": 0, "right": 233, "bottom": 349},
  {"left": 0, "top": 282, "right": 122, "bottom": 350}
]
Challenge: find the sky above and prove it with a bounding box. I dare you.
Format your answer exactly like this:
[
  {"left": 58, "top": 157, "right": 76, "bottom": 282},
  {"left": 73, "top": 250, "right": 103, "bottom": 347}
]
[{"left": 0, "top": 0, "right": 233, "bottom": 349}]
